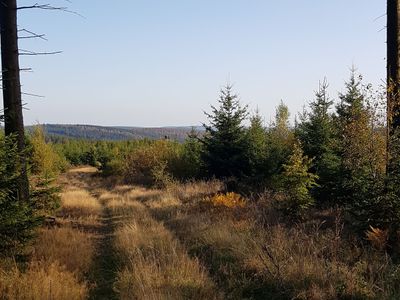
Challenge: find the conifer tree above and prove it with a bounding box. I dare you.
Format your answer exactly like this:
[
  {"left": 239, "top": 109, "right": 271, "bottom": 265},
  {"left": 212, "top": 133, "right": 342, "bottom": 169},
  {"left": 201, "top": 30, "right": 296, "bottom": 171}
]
[
  {"left": 201, "top": 85, "right": 249, "bottom": 180},
  {"left": 296, "top": 80, "right": 340, "bottom": 203},
  {"left": 181, "top": 128, "right": 203, "bottom": 179},
  {"left": 0, "top": 135, "right": 39, "bottom": 255},
  {"left": 280, "top": 140, "right": 319, "bottom": 217},
  {"left": 246, "top": 109, "right": 268, "bottom": 182},
  {"left": 336, "top": 70, "right": 378, "bottom": 202},
  {"left": 266, "top": 101, "right": 295, "bottom": 178}
]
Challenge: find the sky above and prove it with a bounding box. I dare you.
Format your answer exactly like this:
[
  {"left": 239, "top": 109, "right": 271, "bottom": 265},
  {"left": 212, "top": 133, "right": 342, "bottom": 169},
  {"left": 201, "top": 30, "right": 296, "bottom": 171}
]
[{"left": 1, "top": 0, "right": 387, "bottom": 127}]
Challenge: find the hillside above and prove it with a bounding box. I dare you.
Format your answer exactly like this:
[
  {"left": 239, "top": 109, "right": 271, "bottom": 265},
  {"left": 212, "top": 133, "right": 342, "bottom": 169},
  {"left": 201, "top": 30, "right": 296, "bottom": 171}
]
[{"left": 27, "top": 124, "right": 204, "bottom": 142}]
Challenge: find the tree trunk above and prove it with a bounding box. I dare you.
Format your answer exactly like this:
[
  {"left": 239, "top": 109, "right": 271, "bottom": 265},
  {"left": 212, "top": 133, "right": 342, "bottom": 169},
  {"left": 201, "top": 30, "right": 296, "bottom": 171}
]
[{"left": 0, "top": 0, "right": 29, "bottom": 201}]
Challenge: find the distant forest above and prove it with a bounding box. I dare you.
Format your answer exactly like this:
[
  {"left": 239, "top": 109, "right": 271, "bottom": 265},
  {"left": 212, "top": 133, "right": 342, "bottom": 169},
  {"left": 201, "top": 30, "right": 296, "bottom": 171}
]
[{"left": 25, "top": 124, "right": 204, "bottom": 142}]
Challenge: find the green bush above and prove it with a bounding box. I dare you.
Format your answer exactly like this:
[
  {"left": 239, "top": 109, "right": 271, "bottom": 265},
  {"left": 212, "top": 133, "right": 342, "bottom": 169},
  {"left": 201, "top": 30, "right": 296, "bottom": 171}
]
[
  {"left": 29, "top": 126, "right": 69, "bottom": 176},
  {"left": 123, "top": 140, "right": 181, "bottom": 186}
]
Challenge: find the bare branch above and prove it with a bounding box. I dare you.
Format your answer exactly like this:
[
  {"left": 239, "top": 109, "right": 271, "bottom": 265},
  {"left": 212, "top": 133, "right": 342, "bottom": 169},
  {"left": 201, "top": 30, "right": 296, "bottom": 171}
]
[
  {"left": 21, "top": 92, "right": 45, "bottom": 98},
  {"left": 20, "top": 68, "right": 33, "bottom": 72},
  {"left": 17, "top": 3, "right": 68, "bottom": 11},
  {"left": 21, "top": 103, "right": 31, "bottom": 111},
  {"left": 18, "top": 29, "right": 47, "bottom": 41},
  {"left": 19, "top": 49, "right": 62, "bottom": 56},
  {"left": 17, "top": 3, "right": 84, "bottom": 18}
]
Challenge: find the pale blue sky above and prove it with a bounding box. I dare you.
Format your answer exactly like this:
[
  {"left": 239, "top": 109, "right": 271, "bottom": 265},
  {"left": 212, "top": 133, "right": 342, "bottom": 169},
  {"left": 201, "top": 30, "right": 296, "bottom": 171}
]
[{"left": 3, "top": 0, "right": 386, "bottom": 126}]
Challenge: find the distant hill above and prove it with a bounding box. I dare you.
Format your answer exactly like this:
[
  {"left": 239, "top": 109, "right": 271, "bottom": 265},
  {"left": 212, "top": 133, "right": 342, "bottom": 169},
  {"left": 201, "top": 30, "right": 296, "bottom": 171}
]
[{"left": 26, "top": 124, "right": 204, "bottom": 142}]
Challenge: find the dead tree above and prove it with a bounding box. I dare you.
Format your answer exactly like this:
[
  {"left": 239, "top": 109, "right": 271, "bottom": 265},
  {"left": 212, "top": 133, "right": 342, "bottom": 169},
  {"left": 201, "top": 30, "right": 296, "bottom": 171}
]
[
  {"left": 0, "top": 0, "right": 29, "bottom": 201},
  {"left": 388, "top": 0, "right": 400, "bottom": 131}
]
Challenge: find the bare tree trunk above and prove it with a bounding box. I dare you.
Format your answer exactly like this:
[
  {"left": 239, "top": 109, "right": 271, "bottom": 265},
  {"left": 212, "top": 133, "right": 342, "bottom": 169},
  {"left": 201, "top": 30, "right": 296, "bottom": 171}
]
[{"left": 0, "top": 0, "right": 29, "bottom": 201}]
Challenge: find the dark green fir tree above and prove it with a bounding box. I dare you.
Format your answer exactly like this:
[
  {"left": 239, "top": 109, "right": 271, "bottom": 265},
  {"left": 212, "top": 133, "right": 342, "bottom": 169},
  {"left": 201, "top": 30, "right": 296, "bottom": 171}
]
[{"left": 201, "top": 85, "right": 249, "bottom": 181}]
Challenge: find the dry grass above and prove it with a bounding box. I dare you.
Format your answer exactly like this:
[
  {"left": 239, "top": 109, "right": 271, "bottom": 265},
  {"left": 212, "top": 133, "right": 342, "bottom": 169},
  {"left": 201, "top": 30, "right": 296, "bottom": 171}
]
[
  {"left": 142, "top": 181, "right": 400, "bottom": 300},
  {"left": 60, "top": 189, "right": 102, "bottom": 218},
  {"left": 108, "top": 194, "right": 220, "bottom": 300},
  {"left": 32, "top": 227, "right": 95, "bottom": 276},
  {"left": 167, "top": 179, "right": 223, "bottom": 202},
  {"left": 0, "top": 262, "right": 88, "bottom": 300},
  {"left": 0, "top": 172, "right": 102, "bottom": 300},
  {"left": 4, "top": 167, "right": 399, "bottom": 300}
]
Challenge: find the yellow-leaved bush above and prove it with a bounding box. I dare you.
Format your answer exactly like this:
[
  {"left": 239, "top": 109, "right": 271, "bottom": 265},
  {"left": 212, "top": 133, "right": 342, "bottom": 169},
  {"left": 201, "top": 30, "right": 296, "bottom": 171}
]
[
  {"left": 208, "top": 192, "right": 246, "bottom": 209},
  {"left": 366, "top": 226, "right": 389, "bottom": 251}
]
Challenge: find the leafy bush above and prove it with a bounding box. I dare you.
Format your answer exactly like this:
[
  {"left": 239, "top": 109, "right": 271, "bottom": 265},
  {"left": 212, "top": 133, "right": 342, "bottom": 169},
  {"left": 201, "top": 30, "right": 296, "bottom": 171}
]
[
  {"left": 29, "top": 126, "right": 68, "bottom": 176},
  {"left": 123, "top": 140, "right": 181, "bottom": 186}
]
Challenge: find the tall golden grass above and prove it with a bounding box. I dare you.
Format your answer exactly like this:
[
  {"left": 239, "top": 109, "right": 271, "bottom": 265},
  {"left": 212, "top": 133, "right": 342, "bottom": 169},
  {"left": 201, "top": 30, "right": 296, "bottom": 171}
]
[
  {"left": 3, "top": 167, "right": 399, "bottom": 300},
  {"left": 0, "top": 263, "right": 88, "bottom": 300},
  {"left": 143, "top": 182, "right": 400, "bottom": 300},
  {"left": 108, "top": 193, "right": 220, "bottom": 300},
  {"left": 60, "top": 189, "right": 102, "bottom": 218},
  {"left": 0, "top": 186, "right": 100, "bottom": 300},
  {"left": 32, "top": 227, "right": 95, "bottom": 276}
]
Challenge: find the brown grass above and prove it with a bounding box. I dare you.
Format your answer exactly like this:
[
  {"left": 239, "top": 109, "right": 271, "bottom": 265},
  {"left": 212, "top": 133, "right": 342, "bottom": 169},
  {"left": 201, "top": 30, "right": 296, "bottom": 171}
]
[
  {"left": 32, "top": 227, "right": 95, "bottom": 276},
  {"left": 108, "top": 193, "right": 220, "bottom": 300},
  {"left": 59, "top": 189, "right": 102, "bottom": 218},
  {"left": 167, "top": 179, "right": 223, "bottom": 202},
  {"left": 142, "top": 182, "right": 400, "bottom": 300},
  {"left": 0, "top": 177, "right": 102, "bottom": 300},
  {"left": 0, "top": 262, "right": 88, "bottom": 300}
]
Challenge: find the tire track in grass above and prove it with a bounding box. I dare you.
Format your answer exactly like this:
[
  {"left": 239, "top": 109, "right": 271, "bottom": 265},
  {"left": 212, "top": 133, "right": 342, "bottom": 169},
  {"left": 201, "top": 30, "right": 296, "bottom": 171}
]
[
  {"left": 61, "top": 168, "right": 222, "bottom": 299},
  {"left": 61, "top": 168, "right": 119, "bottom": 300},
  {"left": 108, "top": 188, "right": 223, "bottom": 300},
  {"left": 88, "top": 202, "right": 119, "bottom": 300}
]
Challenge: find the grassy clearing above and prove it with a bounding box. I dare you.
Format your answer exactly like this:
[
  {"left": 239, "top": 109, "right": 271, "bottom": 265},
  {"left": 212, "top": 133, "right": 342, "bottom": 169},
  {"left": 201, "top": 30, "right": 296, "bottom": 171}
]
[
  {"left": 3, "top": 167, "right": 398, "bottom": 300},
  {"left": 109, "top": 190, "right": 221, "bottom": 300},
  {"left": 143, "top": 182, "right": 400, "bottom": 300}
]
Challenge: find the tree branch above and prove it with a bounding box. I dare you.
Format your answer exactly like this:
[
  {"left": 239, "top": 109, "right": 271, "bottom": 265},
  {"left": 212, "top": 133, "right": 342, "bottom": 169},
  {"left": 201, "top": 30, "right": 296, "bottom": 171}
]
[
  {"left": 17, "top": 3, "right": 84, "bottom": 18},
  {"left": 19, "top": 49, "right": 62, "bottom": 56},
  {"left": 18, "top": 29, "right": 47, "bottom": 41}
]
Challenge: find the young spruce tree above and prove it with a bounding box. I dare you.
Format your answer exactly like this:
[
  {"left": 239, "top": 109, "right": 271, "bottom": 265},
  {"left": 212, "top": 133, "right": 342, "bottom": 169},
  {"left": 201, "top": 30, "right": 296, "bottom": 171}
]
[
  {"left": 336, "top": 70, "right": 380, "bottom": 203},
  {"left": 201, "top": 85, "right": 249, "bottom": 181},
  {"left": 246, "top": 109, "right": 268, "bottom": 183},
  {"left": 266, "top": 101, "right": 295, "bottom": 180},
  {"left": 280, "top": 140, "right": 319, "bottom": 217},
  {"left": 296, "top": 80, "right": 340, "bottom": 203}
]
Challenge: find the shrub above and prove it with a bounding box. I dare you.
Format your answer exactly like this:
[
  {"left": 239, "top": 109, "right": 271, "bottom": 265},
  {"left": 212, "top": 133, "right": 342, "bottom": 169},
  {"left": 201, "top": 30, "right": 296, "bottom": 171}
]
[
  {"left": 123, "top": 140, "right": 181, "bottom": 186},
  {"left": 208, "top": 192, "right": 247, "bottom": 209},
  {"left": 29, "top": 126, "right": 68, "bottom": 176},
  {"left": 279, "top": 141, "right": 318, "bottom": 217},
  {"left": 365, "top": 226, "right": 389, "bottom": 251}
]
